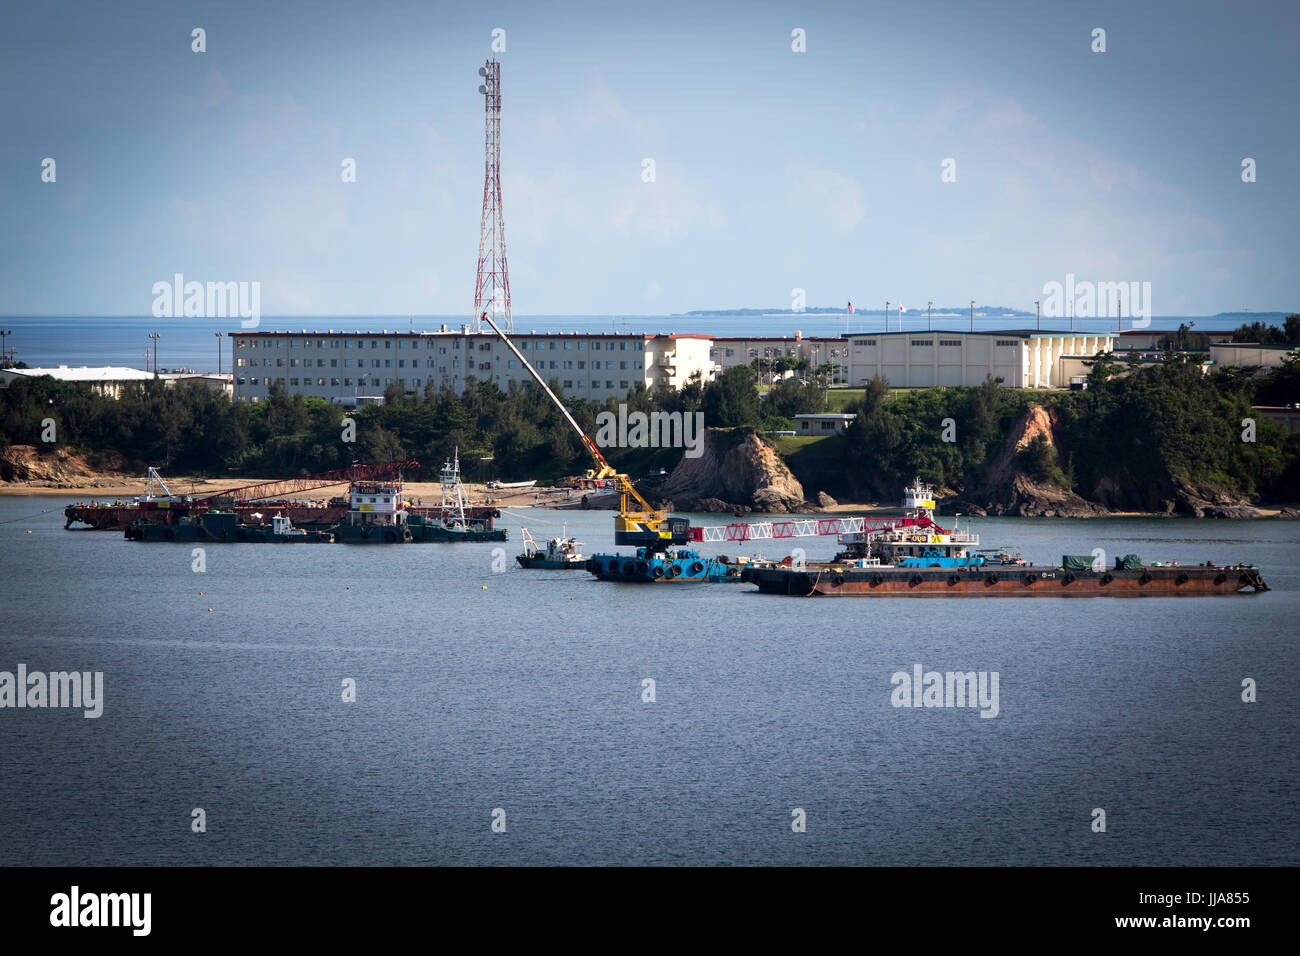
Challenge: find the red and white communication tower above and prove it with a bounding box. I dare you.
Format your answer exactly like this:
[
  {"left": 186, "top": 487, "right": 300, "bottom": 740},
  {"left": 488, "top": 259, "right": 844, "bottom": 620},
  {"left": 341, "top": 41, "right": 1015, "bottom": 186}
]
[{"left": 473, "top": 59, "right": 511, "bottom": 332}]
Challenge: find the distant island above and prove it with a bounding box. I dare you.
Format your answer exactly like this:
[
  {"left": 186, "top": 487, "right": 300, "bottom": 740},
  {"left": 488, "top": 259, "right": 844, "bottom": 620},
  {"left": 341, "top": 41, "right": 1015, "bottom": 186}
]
[
  {"left": 684, "top": 308, "right": 1290, "bottom": 320},
  {"left": 685, "top": 306, "right": 1033, "bottom": 317}
]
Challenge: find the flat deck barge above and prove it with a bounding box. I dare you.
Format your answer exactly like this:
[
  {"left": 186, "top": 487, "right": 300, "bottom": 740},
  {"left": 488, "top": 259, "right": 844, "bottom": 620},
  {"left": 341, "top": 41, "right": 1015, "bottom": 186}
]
[{"left": 741, "top": 563, "right": 1269, "bottom": 596}]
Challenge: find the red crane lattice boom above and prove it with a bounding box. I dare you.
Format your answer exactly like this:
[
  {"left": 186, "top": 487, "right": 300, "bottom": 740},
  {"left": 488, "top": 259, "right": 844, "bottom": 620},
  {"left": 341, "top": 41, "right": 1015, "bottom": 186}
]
[{"left": 195, "top": 461, "right": 420, "bottom": 504}]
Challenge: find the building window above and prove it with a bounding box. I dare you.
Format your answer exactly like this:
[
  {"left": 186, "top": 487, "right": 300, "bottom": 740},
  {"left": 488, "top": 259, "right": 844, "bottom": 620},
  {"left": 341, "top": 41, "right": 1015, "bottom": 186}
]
[
  {"left": 939, "top": 339, "right": 962, "bottom": 347},
  {"left": 911, "top": 340, "right": 933, "bottom": 347},
  {"left": 996, "top": 340, "right": 1019, "bottom": 347}
]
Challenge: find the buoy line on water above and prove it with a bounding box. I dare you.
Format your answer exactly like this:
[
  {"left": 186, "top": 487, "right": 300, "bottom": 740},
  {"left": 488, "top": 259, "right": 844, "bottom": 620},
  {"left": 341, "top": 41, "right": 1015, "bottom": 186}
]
[{"left": 0, "top": 508, "right": 53, "bottom": 525}]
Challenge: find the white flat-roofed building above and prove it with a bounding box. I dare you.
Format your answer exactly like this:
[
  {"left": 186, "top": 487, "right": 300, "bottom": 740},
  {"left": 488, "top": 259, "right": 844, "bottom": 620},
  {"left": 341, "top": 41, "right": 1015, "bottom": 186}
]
[
  {"left": 0, "top": 365, "right": 155, "bottom": 398},
  {"left": 845, "top": 330, "right": 1115, "bottom": 389},
  {"left": 230, "top": 329, "right": 716, "bottom": 403}
]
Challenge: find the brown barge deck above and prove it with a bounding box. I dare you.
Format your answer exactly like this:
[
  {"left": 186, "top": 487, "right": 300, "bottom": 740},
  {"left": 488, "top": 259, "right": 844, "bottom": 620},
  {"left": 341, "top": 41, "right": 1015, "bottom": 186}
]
[
  {"left": 65, "top": 501, "right": 501, "bottom": 531},
  {"left": 740, "top": 563, "right": 1269, "bottom": 597}
]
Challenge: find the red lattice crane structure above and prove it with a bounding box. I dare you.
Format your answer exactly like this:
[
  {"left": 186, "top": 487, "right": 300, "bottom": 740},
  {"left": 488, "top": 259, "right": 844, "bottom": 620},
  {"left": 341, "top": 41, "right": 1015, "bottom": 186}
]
[
  {"left": 194, "top": 460, "right": 420, "bottom": 505},
  {"left": 473, "top": 59, "right": 511, "bottom": 332}
]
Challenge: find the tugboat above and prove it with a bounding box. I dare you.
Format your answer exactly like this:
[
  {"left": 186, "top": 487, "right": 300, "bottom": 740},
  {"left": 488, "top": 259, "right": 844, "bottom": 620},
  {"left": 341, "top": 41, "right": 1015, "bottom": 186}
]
[
  {"left": 516, "top": 526, "right": 586, "bottom": 569},
  {"left": 406, "top": 450, "right": 508, "bottom": 542},
  {"left": 740, "top": 478, "right": 1270, "bottom": 597},
  {"left": 331, "top": 479, "right": 414, "bottom": 543}
]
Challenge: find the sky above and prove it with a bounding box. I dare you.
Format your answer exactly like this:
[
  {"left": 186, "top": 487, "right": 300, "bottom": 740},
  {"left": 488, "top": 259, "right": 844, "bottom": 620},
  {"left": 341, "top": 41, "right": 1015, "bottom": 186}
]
[{"left": 1, "top": 0, "right": 1297, "bottom": 318}]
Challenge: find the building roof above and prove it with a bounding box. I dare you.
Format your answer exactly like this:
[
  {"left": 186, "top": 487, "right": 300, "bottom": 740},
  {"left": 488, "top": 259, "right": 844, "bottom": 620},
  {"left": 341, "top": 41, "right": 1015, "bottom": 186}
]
[
  {"left": 843, "top": 329, "right": 1117, "bottom": 340},
  {"left": 237, "top": 329, "right": 688, "bottom": 340},
  {"left": 3, "top": 366, "right": 154, "bottom": 382},
  {"left": 794, "top": 413, "right": 857, "bottom": 420},
  {"left": 710, "top": 336, "right": 843, "bottom": 343},
  {"left": 1210, "top": 342, "right": 1299, "bottom": 351}
]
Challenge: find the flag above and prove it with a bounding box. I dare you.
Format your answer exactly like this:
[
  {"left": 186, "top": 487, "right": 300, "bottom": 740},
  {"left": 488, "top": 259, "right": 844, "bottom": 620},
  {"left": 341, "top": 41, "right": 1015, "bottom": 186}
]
[
  {"left": 899, "top": 303, "right": 906, "bottom": 312},
  {"left": 847, "top": 301, "right": 855, "bottom": 314}
]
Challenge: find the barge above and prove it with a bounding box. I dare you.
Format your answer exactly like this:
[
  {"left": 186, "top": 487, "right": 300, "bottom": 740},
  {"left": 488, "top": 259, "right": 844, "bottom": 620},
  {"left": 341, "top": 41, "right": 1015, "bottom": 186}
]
[
  {"left": 739, "top": 479, "right": 1269, "bottom": 597},
  {"left": 585, "top": 546, "right": 745, "bottom": 583}
]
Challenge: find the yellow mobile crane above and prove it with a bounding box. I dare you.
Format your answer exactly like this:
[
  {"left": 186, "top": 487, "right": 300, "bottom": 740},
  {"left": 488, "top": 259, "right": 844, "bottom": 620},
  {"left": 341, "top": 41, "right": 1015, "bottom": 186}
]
[{"left": 479, "top": 313, "right": 687, "bottom": 551}]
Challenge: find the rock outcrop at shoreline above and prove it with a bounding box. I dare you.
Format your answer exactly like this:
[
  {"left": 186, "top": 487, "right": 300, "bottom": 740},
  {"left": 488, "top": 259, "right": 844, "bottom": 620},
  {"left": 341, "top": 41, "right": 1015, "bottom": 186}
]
[
  {"left": 950, "top": 406, "right": 1107, "bottom": 518},
  {"left": 946, "top": 405, "right": 1263, "bottom": 518},
  {"left": 660, "top": 429, "right": 811, "bottom": 513},
  {"left": 0, "top": 444, "right": 130, "bottom": 487},
  {"left": 1089, "top": 473, "right": 1262, "bottom": 518}
]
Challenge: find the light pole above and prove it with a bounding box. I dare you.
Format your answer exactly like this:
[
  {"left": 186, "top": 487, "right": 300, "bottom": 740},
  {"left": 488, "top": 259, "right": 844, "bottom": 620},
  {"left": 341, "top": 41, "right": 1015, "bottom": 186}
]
[
  {"left": 885, "top": 301, "right": 889, "bottom": 334},
  {"left": 969, "top": 300, "right": 975, "bottom": 333},
  {"left": 214, "top": 331, "right": 223, "bottom": 375},
  {"left": 148, "top": 332, "right": 160, "bottom": 377},
  {"left": 1069, "top": 298, "right": 1074, "bottom": 333},
  {"left": 0, "top": 329, "right": 11, "bottom": 368},
  {"left": 1035, "top": 300, "right": 1040, "bottom": 331},
  {"left": 927, "top": 301, "right": 933, "bottom": 332}
]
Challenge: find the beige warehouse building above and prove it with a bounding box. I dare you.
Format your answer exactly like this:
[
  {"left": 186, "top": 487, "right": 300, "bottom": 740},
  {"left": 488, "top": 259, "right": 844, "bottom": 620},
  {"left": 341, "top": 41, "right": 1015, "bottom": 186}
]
[{"left": 845, "top": 330, "right": 1115, "bottom": 389}]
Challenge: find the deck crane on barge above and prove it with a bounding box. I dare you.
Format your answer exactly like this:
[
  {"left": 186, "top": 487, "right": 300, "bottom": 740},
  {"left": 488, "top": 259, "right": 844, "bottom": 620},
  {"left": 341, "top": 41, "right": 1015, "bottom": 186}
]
[
  {"left": 478, "top": 312, "right": 689, "bottom": 553},
  {"left": 479, "top": 311, "right": 896, "bottom": 582}
]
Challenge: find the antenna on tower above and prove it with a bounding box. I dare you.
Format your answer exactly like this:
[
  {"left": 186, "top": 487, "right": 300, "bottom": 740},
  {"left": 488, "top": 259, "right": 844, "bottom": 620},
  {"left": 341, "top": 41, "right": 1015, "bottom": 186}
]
[{"left": 473, "top": 59, "right": 511, "bottom": 333}]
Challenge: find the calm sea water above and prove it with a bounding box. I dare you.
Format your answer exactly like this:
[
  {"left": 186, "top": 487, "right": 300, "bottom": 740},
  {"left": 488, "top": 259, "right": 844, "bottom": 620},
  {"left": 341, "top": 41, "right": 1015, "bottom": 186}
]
[
  {"left": 1, "top": 501, "right": 1296, "bottom": 865},
  {"left": 0, "top": 314, "right": 1255, "bottom": 374}
]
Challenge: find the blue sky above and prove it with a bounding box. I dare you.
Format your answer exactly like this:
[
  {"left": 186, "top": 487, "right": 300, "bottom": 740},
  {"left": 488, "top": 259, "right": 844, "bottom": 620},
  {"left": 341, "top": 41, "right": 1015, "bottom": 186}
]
[{"left": 1, "top": 0, "right": 1296, "bottom": 317}]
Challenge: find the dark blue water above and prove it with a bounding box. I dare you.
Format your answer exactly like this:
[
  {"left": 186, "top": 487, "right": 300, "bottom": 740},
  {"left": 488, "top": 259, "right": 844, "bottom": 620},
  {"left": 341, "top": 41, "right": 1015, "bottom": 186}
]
[
  {"left": 1, "top": 500, "right": 1296, "bottom": 865},
  {"left": 0, "top": 314, "right": 1256, "bottom": 375}
]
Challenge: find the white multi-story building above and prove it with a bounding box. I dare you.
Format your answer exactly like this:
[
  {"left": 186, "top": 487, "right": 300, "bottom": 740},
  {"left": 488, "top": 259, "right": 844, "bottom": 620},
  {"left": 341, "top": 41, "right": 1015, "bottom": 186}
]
[
  {"left": 230, "top": 329, "right": 716, "bottom": 403},
  {"left": 845, "top": 330, "right": 1115, "bottom": 389}
]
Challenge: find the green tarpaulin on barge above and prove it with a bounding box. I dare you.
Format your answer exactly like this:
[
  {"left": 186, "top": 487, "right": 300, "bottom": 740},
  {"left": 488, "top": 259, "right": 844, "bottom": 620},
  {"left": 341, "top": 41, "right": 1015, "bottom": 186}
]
[{"left": 1061, "top": 554, "right": 1144, "bottom": 570}]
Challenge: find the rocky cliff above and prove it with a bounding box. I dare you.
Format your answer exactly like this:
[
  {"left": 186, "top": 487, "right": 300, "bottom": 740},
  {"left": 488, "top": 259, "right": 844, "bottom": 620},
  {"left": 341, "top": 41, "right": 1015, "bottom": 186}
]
[
  {"left": 948, "top": 405, "right": 1263, "bottom": 518},
  {"left": 950, "top": 406, "right": 1108, "bottom": 517},
  {"left": 0, "top": 444, "right": 129, "bottom": 487},
  {"left": 659, "top": 429, "right": 811, "bottom": 513}
]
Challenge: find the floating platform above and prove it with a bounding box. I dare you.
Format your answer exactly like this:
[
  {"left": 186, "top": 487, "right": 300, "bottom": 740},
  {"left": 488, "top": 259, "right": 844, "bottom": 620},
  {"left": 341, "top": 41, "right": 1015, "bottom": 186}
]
[
  {"left": 740, "top": 563, "right": 1269, "bottom": 597},
  {"left": 586, "top": 548, "right": 745, "bottom": 583}
]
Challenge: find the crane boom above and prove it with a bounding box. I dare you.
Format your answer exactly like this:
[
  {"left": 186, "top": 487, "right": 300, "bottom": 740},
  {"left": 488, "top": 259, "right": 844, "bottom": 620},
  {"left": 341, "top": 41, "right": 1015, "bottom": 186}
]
[{"left": 478, "top": 312, "right": 681, "bottom": 550}]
